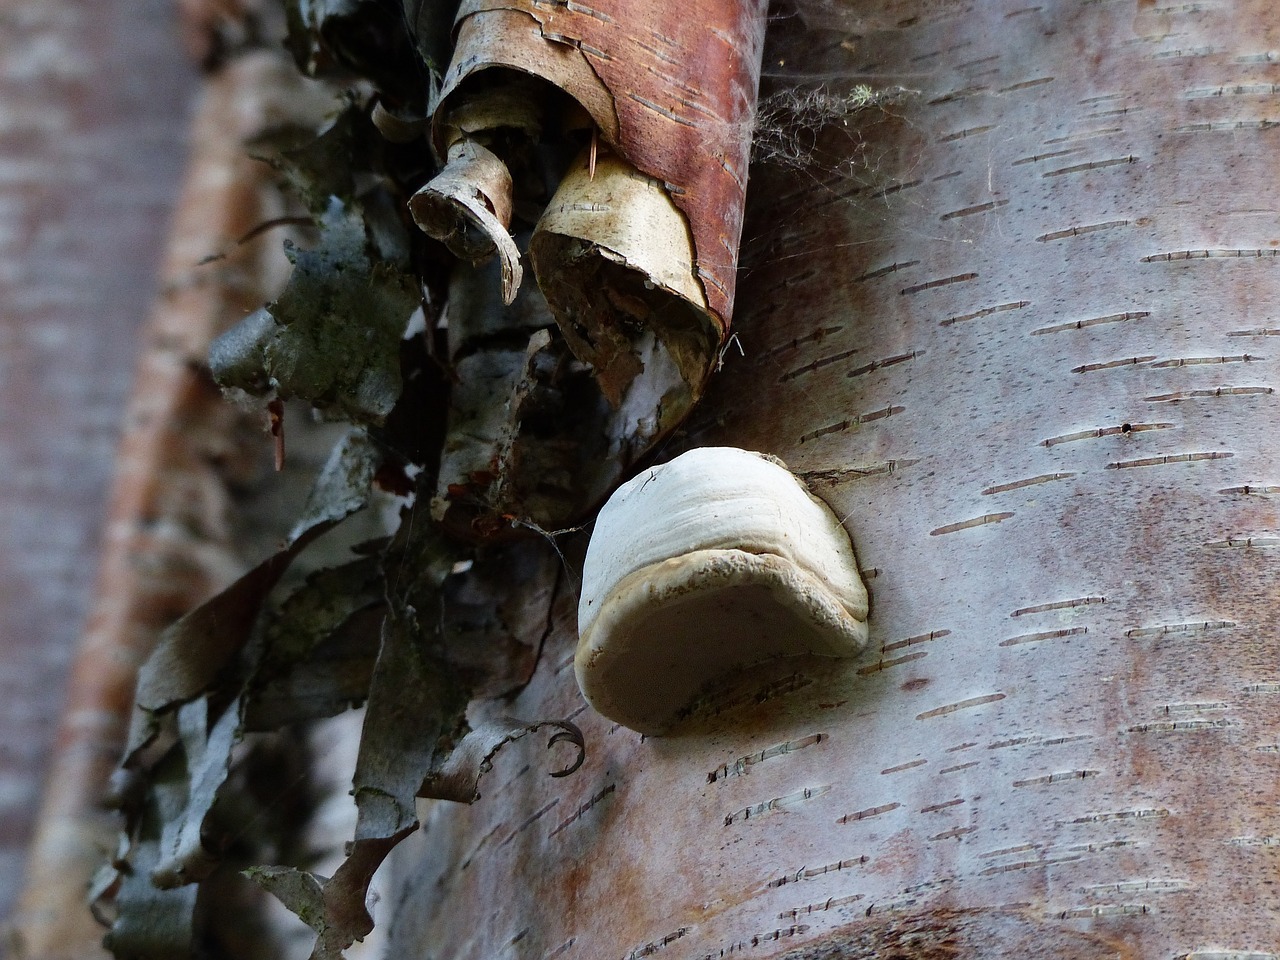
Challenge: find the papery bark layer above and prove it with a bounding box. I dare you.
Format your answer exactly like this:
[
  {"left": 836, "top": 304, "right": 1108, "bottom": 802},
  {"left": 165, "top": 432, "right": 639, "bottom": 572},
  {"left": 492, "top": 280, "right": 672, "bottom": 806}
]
[{"left": 433, "top": 0, "right": 769, "bottom": 416}]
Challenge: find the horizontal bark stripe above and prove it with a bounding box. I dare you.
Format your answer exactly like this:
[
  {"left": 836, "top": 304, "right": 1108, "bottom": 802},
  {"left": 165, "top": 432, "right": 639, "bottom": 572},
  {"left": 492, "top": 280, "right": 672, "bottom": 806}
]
[
  {"left": 917, "top": 693, "right": 1006, "bottom": 720},
  {"left": 930, "top": 513, "right": 1014, "bottom": 536}
]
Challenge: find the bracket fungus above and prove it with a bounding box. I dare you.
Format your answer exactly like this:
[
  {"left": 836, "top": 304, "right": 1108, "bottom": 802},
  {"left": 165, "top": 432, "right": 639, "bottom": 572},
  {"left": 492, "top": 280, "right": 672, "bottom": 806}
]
[{"left": 575, "top": 447, "right": 870, "bottom": 734}]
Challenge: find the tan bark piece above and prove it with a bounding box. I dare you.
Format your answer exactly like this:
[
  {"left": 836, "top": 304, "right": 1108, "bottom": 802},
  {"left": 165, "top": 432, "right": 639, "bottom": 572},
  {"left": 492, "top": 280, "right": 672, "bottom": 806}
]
[
  {"left": 531, "top": 151, "right": 718, "bottom": 409},
  {"left": 409, "top": 139, "right": 524, "bottom": 303}
]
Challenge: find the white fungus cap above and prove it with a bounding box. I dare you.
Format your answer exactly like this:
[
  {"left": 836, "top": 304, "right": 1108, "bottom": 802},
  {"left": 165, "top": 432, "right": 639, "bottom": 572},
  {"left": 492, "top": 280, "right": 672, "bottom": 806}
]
[{"left": 575, "top": 447, "right": 869, "bottom": 734}]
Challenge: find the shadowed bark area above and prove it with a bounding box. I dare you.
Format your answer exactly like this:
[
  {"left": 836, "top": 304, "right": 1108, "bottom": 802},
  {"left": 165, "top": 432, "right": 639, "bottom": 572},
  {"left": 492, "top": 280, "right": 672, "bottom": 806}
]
[{"left": 384, "top": 0, "right": 1280, "bottom": 956}]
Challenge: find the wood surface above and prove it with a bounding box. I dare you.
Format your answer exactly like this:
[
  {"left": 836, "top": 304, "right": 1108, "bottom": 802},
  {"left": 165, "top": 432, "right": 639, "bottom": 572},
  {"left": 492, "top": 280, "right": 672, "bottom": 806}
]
[{"left": 13, "top": 1, "right": 1280, "bottom": 957}]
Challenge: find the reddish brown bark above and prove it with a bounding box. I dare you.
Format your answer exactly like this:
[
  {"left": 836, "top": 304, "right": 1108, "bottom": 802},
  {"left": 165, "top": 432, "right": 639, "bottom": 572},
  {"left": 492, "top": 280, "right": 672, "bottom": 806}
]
[
  {"left": 8, "top": 51, "right": 306, "bottom": 960},
  {"left": 384, "top": 1, "right": 1280, "bottom": 956},
  {"left": 438, "top": 0, "right": 769, "bottom": 330}
]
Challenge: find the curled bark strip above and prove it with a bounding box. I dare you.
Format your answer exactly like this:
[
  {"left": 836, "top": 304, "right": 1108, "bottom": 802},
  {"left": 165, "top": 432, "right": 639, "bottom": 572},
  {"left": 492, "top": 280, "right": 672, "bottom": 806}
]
[
  {"left": 288, "top": 428, "right": 382, "bottom": 541},
  {"left": 433, "top": 327, "right": 574, "bottom": 537},
  {"left": 121, "top": 524, "right": 327, "bottom": 766},
  {"left": 438, "top": 0, "right": 770, "bottom": 331},
  {"left": 244, "top": 537, "right": 460, "bottom": 960},
  {"left": 546, "top": 729, "right": 587, "bottom": 778},
  {"left": 418, "top": 716, "right": 586, "bottom": 802},
  {"left": 436, "top": 78, "right": 546, "bottom": 147},
  {"left": 430, "top": 0, "right": 767, "bottom": 456},
  {"left": 209, "top": 200, "right": 420, "bottom": 426},
  {"left": 409, "top": 139, "right": 524, "bottom": 302},
  {"left": 251, "top": 523, "right": 582, "bottom": 958},
  {"left": 370, "top": 99, "right": 429, "bottom": 143},
  {"left": 531, "top": 150, "right": 718, "bottom": 408},
  {"left": 242, "top": 557, "right": 385, "bottom": 732}
]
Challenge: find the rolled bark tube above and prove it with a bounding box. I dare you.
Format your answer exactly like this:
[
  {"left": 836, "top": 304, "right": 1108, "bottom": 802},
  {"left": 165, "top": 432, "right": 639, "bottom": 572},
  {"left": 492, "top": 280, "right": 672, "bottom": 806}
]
[
  {"left": 576, "top": 447, "right": 870, "bottom": 734},
  {"left": 411, "top": 78, "right": 546, "bottom": 304}
]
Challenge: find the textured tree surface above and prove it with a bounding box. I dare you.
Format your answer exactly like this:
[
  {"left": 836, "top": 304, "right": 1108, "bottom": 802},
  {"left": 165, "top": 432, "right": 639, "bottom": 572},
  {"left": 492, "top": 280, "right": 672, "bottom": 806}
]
[
  {"left": 6, "top": 44, "right": 333, "bottom": 960},
  {"left": 0, "top": 0, "right": 196, "bottom": 928},
  {"left": 385, "top": 1, "right": 1280, "bottom": 956}
]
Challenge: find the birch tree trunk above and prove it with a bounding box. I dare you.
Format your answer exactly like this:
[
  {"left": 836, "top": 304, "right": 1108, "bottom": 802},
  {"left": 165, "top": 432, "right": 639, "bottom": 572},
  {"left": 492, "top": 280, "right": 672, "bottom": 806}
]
[
  {"left": 383, "top": 0, "right": 1280, "bottom": 956},
  {"left": 0, "top": 0, "right": 196, "bottom": 926}
]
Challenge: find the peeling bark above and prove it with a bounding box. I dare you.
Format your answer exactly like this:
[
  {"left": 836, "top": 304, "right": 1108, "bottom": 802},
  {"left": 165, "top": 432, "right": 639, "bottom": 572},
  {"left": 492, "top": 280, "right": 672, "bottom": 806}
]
[
  {"left": 439, "top": 0, "right": 768, "bottom": 328},
  {"left": 247, "top": 517, "right": 583, "bottom": 960},
  {"left": 433, "top": 252, "right": 689, "bottom": 538},
  {"left": 424, "top": 0, "right": 768, "bottom": 459},
  {"left": 409, "top": 139, "right": 523, "bottom": 302}
]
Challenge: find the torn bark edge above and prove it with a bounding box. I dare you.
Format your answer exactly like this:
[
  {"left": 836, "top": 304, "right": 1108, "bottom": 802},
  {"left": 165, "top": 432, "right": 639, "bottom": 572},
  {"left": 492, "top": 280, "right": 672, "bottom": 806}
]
[
  {"left": 408, "top": 139, "right": 523, "bottom": 303},
  {"left": 6, "top": 50, "right": 312, "bottom": 960},
  {"left": 530, "top": 150, "right": 719, "bottom": 409},
  {"left": 119, "top": 514, "right": 339, "bottom": 771},
  {"left": 431, "top": 327, "right": 559, "bottom": 539}
]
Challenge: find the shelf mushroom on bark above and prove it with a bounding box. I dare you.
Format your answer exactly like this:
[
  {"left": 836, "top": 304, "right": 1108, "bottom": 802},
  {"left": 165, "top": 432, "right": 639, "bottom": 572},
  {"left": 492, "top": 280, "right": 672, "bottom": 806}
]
[{"left": 576, "top": 447, "right": 870, "bottom": 734}]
